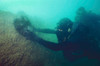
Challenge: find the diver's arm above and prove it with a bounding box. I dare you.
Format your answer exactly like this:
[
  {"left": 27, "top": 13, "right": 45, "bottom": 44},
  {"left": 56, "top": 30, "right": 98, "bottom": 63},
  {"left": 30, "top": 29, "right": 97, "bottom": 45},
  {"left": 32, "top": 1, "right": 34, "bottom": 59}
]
[
  {"left": 35, "top": 37, "right": 62, "bottom": 51},
  {"left": 18, "top": 26, "right": 62, "bottom": 51},
  {"left": 34, "top": 28, "right": 56, "bottom": 34},
  {"left": 30, "top": 32, "right": 62, "bottom": 51}
]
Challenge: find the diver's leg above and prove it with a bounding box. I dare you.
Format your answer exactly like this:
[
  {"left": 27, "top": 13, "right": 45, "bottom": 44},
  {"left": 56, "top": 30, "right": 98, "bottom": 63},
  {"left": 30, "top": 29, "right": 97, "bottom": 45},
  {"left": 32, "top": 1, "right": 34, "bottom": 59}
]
[
  {"left": 63, "top": 50, "right": 84, "bottom": 62},
  {"left": 62, "top": 43, "right": 84, "bottom": 62},
  {"left": 84, "top": 48, "right": 100, "bottom": 61}
]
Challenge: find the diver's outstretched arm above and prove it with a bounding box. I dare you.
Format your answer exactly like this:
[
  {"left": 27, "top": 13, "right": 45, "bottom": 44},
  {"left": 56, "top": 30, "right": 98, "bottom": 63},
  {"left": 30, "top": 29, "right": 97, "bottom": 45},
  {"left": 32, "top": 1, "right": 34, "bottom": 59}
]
[
  {"left": 33, "top": 28, "right": 56, "bottom": 34},
  {"left": 35, "top": 37, "right": 62, "bottom": 51},
  {"left": 14, "top": 16, "right": 61, "bottom": 51},
  {"left": 15, "top": 27, "right": 62, "bottom": 51},
  {"left": 29, "top": 32, "right": 62, "bottom": 51}
]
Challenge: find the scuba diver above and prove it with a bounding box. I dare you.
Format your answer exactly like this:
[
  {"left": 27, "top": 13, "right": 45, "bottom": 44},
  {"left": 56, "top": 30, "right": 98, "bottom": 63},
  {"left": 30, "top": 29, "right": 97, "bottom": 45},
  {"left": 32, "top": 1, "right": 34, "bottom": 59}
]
[{"left": 14, "top": 7, "right": 100, "bottom": 62}]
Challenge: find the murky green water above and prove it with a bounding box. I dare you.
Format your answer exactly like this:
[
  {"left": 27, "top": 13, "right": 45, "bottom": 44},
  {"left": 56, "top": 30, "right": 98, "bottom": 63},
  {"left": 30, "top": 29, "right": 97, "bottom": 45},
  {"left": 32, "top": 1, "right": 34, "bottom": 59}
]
[
  {"left": 1, "top": 0, "right": 99, "bottom": 43},
  {"left": 0, "top": 0, "right": 100, "bottom": 28},
  {"left": 0, "top": 0, "right": 100, "bottom": 66}
]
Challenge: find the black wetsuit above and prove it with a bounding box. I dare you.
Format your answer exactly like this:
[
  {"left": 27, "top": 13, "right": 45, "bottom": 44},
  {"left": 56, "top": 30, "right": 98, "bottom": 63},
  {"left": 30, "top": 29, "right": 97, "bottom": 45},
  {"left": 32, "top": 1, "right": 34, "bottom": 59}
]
[{"left": 14, "top": 13, "right": 100, "bottom": 61}]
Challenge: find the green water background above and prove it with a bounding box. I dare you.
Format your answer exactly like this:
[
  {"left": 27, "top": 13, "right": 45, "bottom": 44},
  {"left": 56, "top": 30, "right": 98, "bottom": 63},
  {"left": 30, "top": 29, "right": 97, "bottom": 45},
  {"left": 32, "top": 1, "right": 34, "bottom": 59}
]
[
  {"left": 0, "top": 0, "right": 100, "bottom": 44},
  {"left": 0, "top": 0, "right": 100, "bottom": 28}
]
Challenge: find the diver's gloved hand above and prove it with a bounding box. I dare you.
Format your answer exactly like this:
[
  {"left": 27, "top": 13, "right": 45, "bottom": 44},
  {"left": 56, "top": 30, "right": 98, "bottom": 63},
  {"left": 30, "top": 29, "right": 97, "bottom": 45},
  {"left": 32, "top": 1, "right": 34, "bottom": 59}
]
[
  {"left": 14, "top": 16, "right": 32, "bottom": 30},
  {"left": 14, "top": 16, "right": 41, "bottom": 42},
  {"left": 24, "top": 30, "right": 38, "bottom": 41}
]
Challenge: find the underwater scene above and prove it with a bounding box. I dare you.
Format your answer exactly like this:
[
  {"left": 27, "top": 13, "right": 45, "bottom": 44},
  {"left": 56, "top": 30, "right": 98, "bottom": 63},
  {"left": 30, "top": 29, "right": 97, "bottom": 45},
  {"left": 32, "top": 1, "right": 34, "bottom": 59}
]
[{"left": 0, "top": 0, "right": 100, "bottom": 66}]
